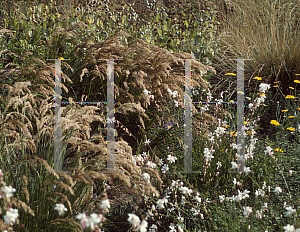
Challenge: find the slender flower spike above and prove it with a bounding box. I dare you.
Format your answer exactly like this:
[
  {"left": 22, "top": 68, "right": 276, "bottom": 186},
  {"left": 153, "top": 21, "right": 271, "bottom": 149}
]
[{"left": 54, "top": 203, "right": 68, "bottom": 216}]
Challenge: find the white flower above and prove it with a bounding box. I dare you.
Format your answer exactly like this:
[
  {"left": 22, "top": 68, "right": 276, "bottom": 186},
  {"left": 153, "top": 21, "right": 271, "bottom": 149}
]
[
  {"left": 142, "top": 173, "right": 150, "bottom": 183},
  {"left": 216, "top": 161, "right": 222, "bottom": 169},
  {"left": 128, "top": 213, "right": 141, "bottom": 228},
  {"left": 161, "top": 164, "right": 169, "bottom": 173},
  {"left": 219, "top": 195, "right": 225, "bottom": 203},
  {"left": 89, "top": 213, "right": 101, "bottom": 230},
  {"left": 158, "top": 158, "right": 164, "bottom": 166},
  {"left": 248, "top": 103, "right": 253, "bottom": 108},
  {"left": 4, "top": 208, "right": 19, "bottom": 225},
  {"left": 54, "top": 203, "right": 68, "bottom": 216},
  {"left": 169, "top": 223, "right": 176, "bottom": 232},
  {"left": 285, "top": 206, "right": 297, "bottom": 216},
  {"left": 145, "top": 139, "right": 151, "bottom": 145},
  {"left": 1, "top": 186, "right": 16, "bottom": 198},
  {"left": 194, "top": 196, "right": 202, "bottom": 204},
  {"left": 76, "top": 213, "right": 90, "bottom": 229},
  {"left": 274, "top": 186, "right": 282, "bottom": 194},
  {"left": 146, "top": 161, "right": 157, "bottom": 169},
  {"left": 149, "top": 224, "right": 158, "bottom": 232},
  {"left": 243, "top": 206, "right": 252, "bottom": 217},
  {"left": 255, "top": 189, "right": 265, "bottom": 197},
  {"left": 143, "top": 89, "right": 150, "bottom": 95},
  {"left": 100, "top": 199, "right": 111, "bottom": 213},
  {"left": 231, "top": 162, "right": 238, "bottom": 169},
  {"left": 243, "top": 166, "right": 251, "bottom": 173},
  {"left": 167, "top": 154, "right": 178, "bottom": 164},
  {"left": 259, "top": 83, "right": 271, "bottom": 93},
  {"left": 262, "top": 181, "right": 267, "bottom": 189},
  {"left": 136, "top": 220, "right": 148, "bottom": 232},
  {"left": 283, "top": 224, "right": 295, "bottom": 232},
  {"left": 174, "top": 100, "right": 179, "bottom": 107},
  {"left": 264, "top": 146, "right": 273, "bottom": 155},
  {"left": 215, "top": 126, "right": 226, "bottom": 136},
  {"left": 177, "top": 216, "right": 184, "bottom": 223},
  {"left": 256, "top": 210, "right": 262, "bottom": 219},
  {"left": 177, "top": 224, "right": 184, "bottom": 232},
  {"left": 156, "top": 197, "right": 168, "bottom": 209}
]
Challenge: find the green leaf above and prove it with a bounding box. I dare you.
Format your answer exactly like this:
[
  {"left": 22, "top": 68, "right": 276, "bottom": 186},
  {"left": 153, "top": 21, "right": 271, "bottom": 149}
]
[
  {"left": 184, "top": 20, "right": 189, "bottom": 28},
  {"left": 163, "top": 22, "right": 167, "bottom": 31}
]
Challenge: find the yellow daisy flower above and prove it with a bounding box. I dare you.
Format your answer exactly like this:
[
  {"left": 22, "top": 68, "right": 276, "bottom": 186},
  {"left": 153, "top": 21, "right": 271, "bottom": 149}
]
[
  {"left": 289, "top": 87, "right": 294, "bottom": 89},
  {"left": 282, "top": 110, "right": 288, "bottom": 112},
  {"left": 253, "top": 77, "right": 262, "bottom": 80},
  {"left": 270, "top": 120, "right": 280, "bottom": 126},
  {"left": 287, "top": 127, "right": 295, "bottom": 131},
  {"left": 273, "top": 85, "right": 279, "bottom": 87},
  {"left": 288, "top": 116, "right": 295, "bottom": 118},
  {"left": 294, "top": 80, "right": 300, "bottom": 83},
  {"left": 286, "top": 95, "right": 296, "bottom": 99}
]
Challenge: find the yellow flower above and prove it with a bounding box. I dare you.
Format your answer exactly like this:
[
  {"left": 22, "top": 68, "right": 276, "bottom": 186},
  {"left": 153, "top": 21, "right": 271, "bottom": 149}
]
[
  {"left": 289, "top": 87, "right": 294, "bottom": 89},
  {"left": 275, "top": 148, "right": 283, "bottom": 152},
  {"left": 270, "top": 120, "right": 280, "bottom": 126},
  {"left": 253, "top": 77, "right": 262, "bottom": 80},
  {"left": 294, "top": 80, "right": 300, "bottom": 83},
  {"left": 288, "top": 116, "right": 295, "bottom": 118},
  {"left": 225, "top": 73, "right": 236, "bottom": 76},
  {"left": 282, "top": 110, "right": 288, "bottom": 112},
  {"left": 230, "top": 131, "right": 235, "bottom": 135},
  {"left": 225, "top": 125, "right": 230, "bottom": 128},
  {"left": 298, "top": 108, "right": 300, "bottom": 110},
  {"left": 286, "top": 95, "right": 296, "bottom": 99},
  {"left": 296, "top": 74, "right": 300, "bottom": 75},
  {"left": 274, "top": 81, "right": 280, "bottom": 84},
  {"left": 257, "top": 93, "right": 266, "bottom": 96},
  {"left": 273, "top": 85, "right": 279, "bottom": 87},
  {"left": 287, "top": 127, "right": 295, "bottom": 131},
  {"left": 57, "top": 57, "right": 64, "bottom": 60}
]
